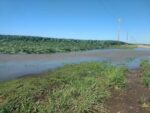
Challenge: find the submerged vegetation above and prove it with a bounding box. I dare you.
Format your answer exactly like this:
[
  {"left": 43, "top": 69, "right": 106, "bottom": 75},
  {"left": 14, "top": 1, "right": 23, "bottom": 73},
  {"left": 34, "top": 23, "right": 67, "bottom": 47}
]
[
  {"left": 140, "top": 60, "right": 150, "bottom": 87},
  {"left": 0, "top": 62, "right": 127, "bottom": 113},
  {"left": 0, "top": 35, "right": 134, "bottom": 54}
]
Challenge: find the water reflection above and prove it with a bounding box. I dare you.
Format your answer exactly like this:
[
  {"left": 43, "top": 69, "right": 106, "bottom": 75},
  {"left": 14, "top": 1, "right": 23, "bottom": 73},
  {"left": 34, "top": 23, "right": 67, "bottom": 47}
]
[{"left": 0, "top": 48, "right": 150, "bottom": 81}]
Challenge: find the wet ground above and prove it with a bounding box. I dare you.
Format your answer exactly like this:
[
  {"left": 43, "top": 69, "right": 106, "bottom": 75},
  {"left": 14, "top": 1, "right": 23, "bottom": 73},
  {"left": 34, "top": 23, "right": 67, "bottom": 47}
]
[
  {"left": 0, "top": 48, "right": 150, "bottom": 81},
  {"left": 105, "top": 70, "right": 150, "bottom": 113}
]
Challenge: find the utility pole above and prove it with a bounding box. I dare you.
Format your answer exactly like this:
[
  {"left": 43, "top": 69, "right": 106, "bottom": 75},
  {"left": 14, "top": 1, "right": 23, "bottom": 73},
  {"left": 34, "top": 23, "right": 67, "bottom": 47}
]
[{"left": 117, "top": 18, "right": 121, "bottom": 42}]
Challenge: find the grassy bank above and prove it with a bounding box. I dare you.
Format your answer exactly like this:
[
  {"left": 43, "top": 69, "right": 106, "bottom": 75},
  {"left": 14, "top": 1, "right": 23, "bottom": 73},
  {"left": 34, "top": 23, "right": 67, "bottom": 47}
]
[
  {"left": 140, "top": 60, "right": 150, "bottom": 87},
  {"left": 0, "top": 35, "right": 134, "bottom": 54},
  {"left": 0, "top": 62, "right": 127, "bottom": 113}
]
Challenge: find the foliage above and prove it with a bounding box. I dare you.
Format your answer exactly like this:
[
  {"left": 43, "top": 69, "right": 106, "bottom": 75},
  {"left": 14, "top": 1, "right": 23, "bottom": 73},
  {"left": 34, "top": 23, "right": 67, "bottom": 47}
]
[
  {"left": 0, "top": 62, "right": 127, "bottom": 113},
  {"left": 0, "top": 35, "right": 130, "bottom": 54},
  {"left": 140, "top": 60, "right": 150, "bottom": 87}
]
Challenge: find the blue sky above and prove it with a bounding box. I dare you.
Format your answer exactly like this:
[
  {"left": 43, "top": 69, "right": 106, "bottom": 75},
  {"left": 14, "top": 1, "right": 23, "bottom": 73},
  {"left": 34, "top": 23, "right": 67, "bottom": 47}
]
[{"left": 0, "top": 0, "right": 150, "bottom": 44}]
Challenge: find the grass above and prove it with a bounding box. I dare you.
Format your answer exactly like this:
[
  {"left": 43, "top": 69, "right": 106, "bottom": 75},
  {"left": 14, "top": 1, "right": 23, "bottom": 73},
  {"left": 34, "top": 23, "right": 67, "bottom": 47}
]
[
  {"left": 0, "top": 35, "right": 135, "bottom": 54},
  {"left": 0, "top": 62, "right": 127, "bottom": 113},
  {"left": 137, "top": 60, "right": 150, "bottom": 109},
  {"left": 140, "top": 60, "right": 150, "bottom": 87}
]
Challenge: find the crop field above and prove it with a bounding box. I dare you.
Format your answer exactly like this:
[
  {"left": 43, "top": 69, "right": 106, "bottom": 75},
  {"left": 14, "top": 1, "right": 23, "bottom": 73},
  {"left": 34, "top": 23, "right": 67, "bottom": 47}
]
[{"left": 0, "top": 35, "right": 134, "bottom": 54}]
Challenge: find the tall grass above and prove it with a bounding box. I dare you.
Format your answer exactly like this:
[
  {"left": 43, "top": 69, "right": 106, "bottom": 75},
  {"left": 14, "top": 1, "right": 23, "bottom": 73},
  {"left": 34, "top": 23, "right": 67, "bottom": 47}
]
[
  {"left": 0, "top": 62, "right": 127, "bottom": 113},
  {"left": 140, "top": 60, "right": 150, "bottom": 87}
]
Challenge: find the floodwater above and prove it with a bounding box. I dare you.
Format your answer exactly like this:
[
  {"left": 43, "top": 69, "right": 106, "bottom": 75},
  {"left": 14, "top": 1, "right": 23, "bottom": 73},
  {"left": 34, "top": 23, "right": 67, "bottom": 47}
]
[{"left": 0, "top": 48, "right": 150, "bottom": 81}]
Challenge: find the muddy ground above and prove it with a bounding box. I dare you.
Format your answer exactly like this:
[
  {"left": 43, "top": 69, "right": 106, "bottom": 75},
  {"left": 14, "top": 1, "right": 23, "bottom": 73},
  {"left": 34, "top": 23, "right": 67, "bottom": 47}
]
[{"left": 105, "top": 70, "right": 150, "bottom": 113}]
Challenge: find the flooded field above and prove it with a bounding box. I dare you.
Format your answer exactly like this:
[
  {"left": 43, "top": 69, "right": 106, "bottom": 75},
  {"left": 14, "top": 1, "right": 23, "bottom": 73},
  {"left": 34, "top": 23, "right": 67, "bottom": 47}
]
[{"left": 0, "top": 48, "right": 150, "bottom": 81}]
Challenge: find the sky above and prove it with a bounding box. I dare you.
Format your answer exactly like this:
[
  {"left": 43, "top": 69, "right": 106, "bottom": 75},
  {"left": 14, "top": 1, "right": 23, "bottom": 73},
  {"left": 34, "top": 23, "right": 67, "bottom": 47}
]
[{"left": 0, "top": 0, "right": 150, "bottom": 44}]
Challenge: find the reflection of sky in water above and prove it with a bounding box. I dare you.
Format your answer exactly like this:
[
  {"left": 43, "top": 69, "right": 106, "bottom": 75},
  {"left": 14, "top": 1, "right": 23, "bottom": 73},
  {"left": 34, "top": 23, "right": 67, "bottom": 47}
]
[
  {"left": 113, "top": 56, "right": 150, "bottom": 69},
  {"left": 0, "top": 57, "right": 107, "bottom": 81},
  {"left": 0, "top": 48, "right": 150, "bottom": 81}
]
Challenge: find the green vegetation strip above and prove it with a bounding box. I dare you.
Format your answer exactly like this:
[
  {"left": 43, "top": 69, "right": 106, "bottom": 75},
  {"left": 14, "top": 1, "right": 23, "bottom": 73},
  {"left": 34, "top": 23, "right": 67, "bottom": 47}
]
[
  {"left": 140, "top": 60, "right": 150, "bottom": 87},
  {"left": 0, "top": 35, "right": 135, "bottom": 54},
  {"left": 0, "top": 62, "right": 127, "bottom": 113}
]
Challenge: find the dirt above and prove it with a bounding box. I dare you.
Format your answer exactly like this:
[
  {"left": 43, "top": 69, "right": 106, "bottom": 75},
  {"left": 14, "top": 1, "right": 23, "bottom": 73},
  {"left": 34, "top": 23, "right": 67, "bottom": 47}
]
[{"left": 105, "top": 70, "right": 150, "bottom": 113}]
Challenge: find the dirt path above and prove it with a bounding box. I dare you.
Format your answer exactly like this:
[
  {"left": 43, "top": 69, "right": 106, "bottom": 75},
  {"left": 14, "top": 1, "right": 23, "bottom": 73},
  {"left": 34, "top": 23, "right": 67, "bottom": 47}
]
[{"left": 105, "top": 70, "right": 150, "bottom": 113}]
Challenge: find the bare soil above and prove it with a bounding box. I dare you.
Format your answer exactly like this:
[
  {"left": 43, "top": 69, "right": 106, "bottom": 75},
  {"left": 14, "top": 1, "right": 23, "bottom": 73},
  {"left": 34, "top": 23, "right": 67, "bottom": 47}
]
[{"left": 105, "top": 70, "right": 150, "bottom": 113}]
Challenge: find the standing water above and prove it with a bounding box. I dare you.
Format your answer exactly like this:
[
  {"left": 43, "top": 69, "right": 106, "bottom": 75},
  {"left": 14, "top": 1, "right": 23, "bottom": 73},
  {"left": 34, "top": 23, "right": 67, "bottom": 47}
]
[{"left": 0, "top": 48, "right": 150, "bottom": 81}]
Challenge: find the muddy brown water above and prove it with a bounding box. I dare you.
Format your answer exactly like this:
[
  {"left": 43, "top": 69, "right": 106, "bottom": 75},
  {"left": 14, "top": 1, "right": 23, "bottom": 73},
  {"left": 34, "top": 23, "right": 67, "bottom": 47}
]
[{"left": 0, "top": 48, "right": 150, "bottom": 81}]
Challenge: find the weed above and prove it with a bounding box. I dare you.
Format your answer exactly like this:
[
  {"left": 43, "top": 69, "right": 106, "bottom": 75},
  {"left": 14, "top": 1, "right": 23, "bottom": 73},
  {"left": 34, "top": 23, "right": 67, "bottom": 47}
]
[
  {"left": 140, "top": 60, "right": 150, "bottom": 87},
  {"left": 0, "top": 62, "right": 127, "bottom": 113}
]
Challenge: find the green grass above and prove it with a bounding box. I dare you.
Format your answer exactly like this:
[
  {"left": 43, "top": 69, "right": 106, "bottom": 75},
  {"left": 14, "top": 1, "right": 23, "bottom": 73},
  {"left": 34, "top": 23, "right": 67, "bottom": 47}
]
[
  {"left": 140, "top": 60, "right": 150, "bottom": 87},
  {"left": 0, "top": 62, "right": 127, "bottom": 113},
  {"left": 0, "top": 35, "right": 135, "bottom": 54}
]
